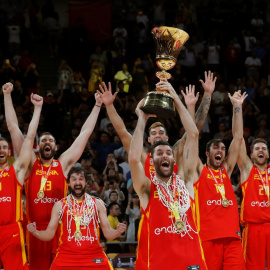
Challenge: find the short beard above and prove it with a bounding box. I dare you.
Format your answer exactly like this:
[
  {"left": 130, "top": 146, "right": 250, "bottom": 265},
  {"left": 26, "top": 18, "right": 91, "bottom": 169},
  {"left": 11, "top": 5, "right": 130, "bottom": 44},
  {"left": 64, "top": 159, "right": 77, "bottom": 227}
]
[
  {"left": 39, "top": 148, "right": 56, "bottom": 160},
  {"left": 68, "top": 186, "right": 86, "bottom": 199},
  {"left": 154, "top": 161, "right": 174, "bottom": 179}
]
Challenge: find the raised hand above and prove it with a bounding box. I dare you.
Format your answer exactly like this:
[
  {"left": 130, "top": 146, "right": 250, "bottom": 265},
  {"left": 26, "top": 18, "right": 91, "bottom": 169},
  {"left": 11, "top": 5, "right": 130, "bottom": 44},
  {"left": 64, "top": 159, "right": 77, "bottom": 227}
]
[
  {"left": 116, "top": 222, "right": 127, "bottom": 234},
  {"left": 135, "top": 99, "right": 156, "bottom": 120},
  {"left": 181, "top": 84, "right": 199, "bottom": 107},
  {"left": 27, "top": 222, "right": 37, "bottom": 234},
  {"left": 155, "top": 78, "right": 178, "bottom": 99},
  {"left": 228, "top": 90, "right": 248, "bottom": 106},
  {"left": 97, "top": 82, "right": 117, "bottom": 106},
  {"left": 199, "top": 71, "right": 217, "bottom": 94},
  {"left": 31, "top": 93, "right": 43, "bottom": 107},
  {"left": 2, "top": 82, "right": 13, "bottom": 95},
  {"left": 95, "top": 92, "right": 103, "bottom": 107}
]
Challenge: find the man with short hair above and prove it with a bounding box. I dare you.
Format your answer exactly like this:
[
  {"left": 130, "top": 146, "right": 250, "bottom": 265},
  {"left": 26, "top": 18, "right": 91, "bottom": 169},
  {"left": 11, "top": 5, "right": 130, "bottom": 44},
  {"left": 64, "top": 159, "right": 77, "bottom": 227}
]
[
  {"left": 238, "top": 137, "right": 270, "bottom": 269},
  {"left": 0, "top": 93, "right": 42, "bottom": 270},
  {"left": 27, "top": 166, "right": 126, "bottom": 270},
  {"left": 98, "top": 72, "right": 216, "bottom": 269},
  {"left": 128, "top": 88, "right": 206, "bottom": 269},
  {"left": 193, "top": 91, "right": 247, "bottom": 269},
  {"left": 3, "top": 82, "right": 103, "bottom": 270}
]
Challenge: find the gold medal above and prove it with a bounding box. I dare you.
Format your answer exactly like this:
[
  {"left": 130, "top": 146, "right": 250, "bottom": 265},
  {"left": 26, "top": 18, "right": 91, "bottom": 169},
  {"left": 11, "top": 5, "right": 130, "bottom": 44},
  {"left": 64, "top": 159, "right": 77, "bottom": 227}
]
[
  {"left": 174, "top": 220, "right": 185, "bottom": 232},
  {"left": 222, "top": 198, "right": 229, "bottom": 208},
  {"left": 37, "top": 190, "right": 45, "bottom": 199},
  {"left": 74, "top": 230, "right": 82, "bottom": 239}
]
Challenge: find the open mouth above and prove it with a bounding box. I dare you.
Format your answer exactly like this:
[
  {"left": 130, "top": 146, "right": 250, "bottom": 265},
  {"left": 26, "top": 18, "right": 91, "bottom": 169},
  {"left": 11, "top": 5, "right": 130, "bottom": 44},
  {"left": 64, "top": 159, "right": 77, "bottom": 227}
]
[
  {"left": 258, "top": 154, "right": 264, "bottom": 158},
  {"left": 161, "top": 161, "right": 169, "bottom": 168},
  {"left": 215, "top": 154, "right": 222, "bottom": 162},
  {"left": 0, "top": 155, "right": 5, "bottom": 158},
  {"left": 74, "top": 185, "right": 82, "bottom": 194},
  {"left": 44, "top": 146, "right": 51, "bottom": 154}
]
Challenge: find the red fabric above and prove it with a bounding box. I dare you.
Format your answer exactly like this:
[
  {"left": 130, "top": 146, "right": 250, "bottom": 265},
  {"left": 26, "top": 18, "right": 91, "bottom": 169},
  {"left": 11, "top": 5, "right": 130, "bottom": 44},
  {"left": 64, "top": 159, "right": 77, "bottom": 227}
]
[
  {"left": 241, "top": 165, "right": 270, "bottom": 225},
  {"left": 0, "top": 165, "right": 23, "bottom": 225},
  {"left": 27, "top": 223, "right": 54, "bottom": 270},
  {"left": 0, "top": 222, "right": 28, "bottom": 270},
  {"left": 146, "top": 182, "right": 206, "bottom": 270},
  {"left": 25, "top": 159, "right": 67, "bottom": 223},
  {"left": 194, "top": 165, "right": 241, "bottom": 241},
  {"left": 52, "top": 196, "right": 110, "bottom": 268},
  {"left": 202, "top": 237, "right": 246, "bottom": 270},
  {"left": 242, "top": 223, "right": 270, "bottom": 270}
]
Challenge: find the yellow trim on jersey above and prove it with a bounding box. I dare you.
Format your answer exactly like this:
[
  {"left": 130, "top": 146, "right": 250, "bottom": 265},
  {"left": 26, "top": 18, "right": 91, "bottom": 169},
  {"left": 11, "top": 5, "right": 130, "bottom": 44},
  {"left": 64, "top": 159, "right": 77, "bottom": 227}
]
[
  {"left": 16, "top": 184, "right": 22, "bottom": 222},
  {"left": 194, "top": 185, "right": 201, "bottom": 233},
  {"left": 18, "top": 222, "right": 27, "bottom": 265},
  {"left": 147, "top": 207, "right": 150, "bottom": 269},
  {"left": 240, "top": 182, "right": 248, "bottom": 225},
  {"left": 242, "top": 224, "right": 249, "bottom": 262}
]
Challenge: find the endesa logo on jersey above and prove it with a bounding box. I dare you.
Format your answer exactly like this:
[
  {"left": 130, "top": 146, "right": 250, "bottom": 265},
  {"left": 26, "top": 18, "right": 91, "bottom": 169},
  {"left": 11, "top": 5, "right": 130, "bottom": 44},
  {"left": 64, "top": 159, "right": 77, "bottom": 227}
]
[
  {"left": 34, "top": 197, "right": 59, "bottom": 204},
  {"left": 207, "top": 199, "right": 233, "bottom": 206},
  {"left": 0, "top": 196, "right": 11, "bottom": 202},
  {"left": 251, "top": 200, "right": 270, "bottom": 207}
]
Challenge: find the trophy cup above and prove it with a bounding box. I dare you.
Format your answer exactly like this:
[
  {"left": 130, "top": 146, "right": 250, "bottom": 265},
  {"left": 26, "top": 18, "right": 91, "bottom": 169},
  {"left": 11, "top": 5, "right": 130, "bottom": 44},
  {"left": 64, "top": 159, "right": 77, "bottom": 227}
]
[{"left": 141, "top": 27, "right": 189, "bottom": 118}]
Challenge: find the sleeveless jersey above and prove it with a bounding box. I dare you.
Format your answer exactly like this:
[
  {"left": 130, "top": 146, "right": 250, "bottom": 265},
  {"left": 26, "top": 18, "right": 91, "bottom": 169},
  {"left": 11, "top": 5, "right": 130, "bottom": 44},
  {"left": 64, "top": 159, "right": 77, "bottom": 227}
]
[
  {"left": 136, "top": 153, "right": 178, "bottom": 270},
  {"left": 0, "top": 165, "right": 23, "bottom": 225},
  {"left": 145, "top": 181, "right": 205, "bottom": 269},
  {"left": 55, "top": 195, "right": 109, "bottom": 267},
  {"left": 240, "top": 165, "right": 270, "bottom": 225},
  {"left": 194, "top": 165, "right": 241, "bottom": 241},
  {"left": 25, "top": 159, "right": 67, "bottom": 224}
]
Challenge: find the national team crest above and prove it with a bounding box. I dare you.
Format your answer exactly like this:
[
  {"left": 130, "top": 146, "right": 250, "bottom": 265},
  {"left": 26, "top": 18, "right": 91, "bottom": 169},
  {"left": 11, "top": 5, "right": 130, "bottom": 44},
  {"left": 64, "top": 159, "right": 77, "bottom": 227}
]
[{"left": 52, "top": 162, "right": 59, "bottom": 167}]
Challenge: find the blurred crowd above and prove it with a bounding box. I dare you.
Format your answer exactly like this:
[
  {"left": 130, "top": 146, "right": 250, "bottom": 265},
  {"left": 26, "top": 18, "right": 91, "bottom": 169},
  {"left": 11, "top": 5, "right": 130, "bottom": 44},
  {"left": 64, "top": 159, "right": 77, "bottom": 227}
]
[{"left": 0, "top": 0, "right": 270, "bottom": 253}]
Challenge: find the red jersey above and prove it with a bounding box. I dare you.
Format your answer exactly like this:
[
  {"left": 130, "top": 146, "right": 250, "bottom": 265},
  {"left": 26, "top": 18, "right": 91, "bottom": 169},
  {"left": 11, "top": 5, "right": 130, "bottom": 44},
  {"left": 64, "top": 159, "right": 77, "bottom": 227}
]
[
  {"left": 144, "top": 181, "right": 206, "bottom": 269},
  {"left": 54, "top": 194, "right": 110, "bottom": 267},
  {"left": 25, "top": 159, "right": 67, "bottom": 224},
  {"left": 0, "top": 165, "right": 23, "bottom": 225},
  {"left": 240, "top": 165, "right": 270, "bottom": 225},
  {"left": 194, "top": 165, "right": 241, "bottom": 241}
]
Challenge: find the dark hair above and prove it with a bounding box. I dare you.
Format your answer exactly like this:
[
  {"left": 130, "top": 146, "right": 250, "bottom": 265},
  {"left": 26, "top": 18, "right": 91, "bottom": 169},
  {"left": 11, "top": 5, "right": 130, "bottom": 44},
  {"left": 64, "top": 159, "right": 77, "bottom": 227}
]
[
  {"left": 206, "top": 139, "right": 224, "bottom": 152},
  {"left": 150, "top": 140, "right": 173, "bottom": 158},
  {"left": 38, "top": 132, "right": 56, "bottom": 144},
  {"left": 250, "top": 138, "right": 269, "bottom": 153},
  {"left": 0, "top": 137, "right": 10, "bottom": 149},
  {"left": 67, "top": 167, "right": 86, "bottom": 183},
  {"left": 148, "top": 122, "right": 167, "bottom": 136},
  {"left": 109, "top": 191, "right": 118, "bottom": 198},
  {"left": 108, "top": 202, "right": 120, "bottom": 212}
]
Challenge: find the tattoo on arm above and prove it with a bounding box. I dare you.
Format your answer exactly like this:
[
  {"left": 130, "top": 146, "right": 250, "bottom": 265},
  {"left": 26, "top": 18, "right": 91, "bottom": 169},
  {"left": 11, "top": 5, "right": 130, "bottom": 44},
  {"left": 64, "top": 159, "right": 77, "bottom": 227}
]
[
  {"left": 195, "top": 96, "right": 211, "bottom": 129},
  {"left": 234, "top": 107, "right": 240, "bottom": 113},
  {"left": 186, "top": 149, "right": 189, "bottom": 159}
]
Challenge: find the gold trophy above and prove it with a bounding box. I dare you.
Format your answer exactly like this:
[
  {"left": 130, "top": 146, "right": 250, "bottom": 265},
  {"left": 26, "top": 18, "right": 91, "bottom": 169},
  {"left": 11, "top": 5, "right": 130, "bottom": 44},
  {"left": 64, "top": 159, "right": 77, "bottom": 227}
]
[{"left": 141, "top": 27, "right": 189, "bottom": 118}]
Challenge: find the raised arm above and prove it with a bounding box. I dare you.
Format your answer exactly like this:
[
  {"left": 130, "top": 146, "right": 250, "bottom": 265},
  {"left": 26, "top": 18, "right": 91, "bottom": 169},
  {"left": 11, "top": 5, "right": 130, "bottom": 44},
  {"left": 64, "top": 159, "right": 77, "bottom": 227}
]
[
  {"left": 128, "top": 100, "right": 152, "bottom": 210},
  {"left": 59, "top": 93, "right": 102, "bottom": 176},
  {"left": 97, "top": 200, "right": 126, "bottom": 240},
  {"left": 14, "top": 94, "right": 43, "bottom": 185},
  {"left": 98, "top": 82, "right": 148, "bottom": 163},
  {"left": 223, "top": 91, "right": 247, "bottom": 177},
  {"left": 27, "top": 201, "right": 61, "bottom": 241},
  {"left": 2, "top": 82, "right": 24, "bottom": 155}
]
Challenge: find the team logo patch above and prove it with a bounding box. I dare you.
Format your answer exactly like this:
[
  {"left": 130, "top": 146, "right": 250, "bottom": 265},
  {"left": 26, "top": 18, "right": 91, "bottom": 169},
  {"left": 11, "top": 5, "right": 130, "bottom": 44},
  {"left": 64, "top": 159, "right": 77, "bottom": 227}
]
[
  {"left": 268, "top": 168, "right": 270, "bottom": 174},
  {"left": 52, "top": 162, "right": 59, "bottom": 167}
]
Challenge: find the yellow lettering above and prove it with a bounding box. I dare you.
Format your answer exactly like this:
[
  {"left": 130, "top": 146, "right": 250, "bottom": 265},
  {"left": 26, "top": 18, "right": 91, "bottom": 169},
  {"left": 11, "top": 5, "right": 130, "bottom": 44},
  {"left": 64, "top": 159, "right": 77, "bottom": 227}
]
[
  {"left": 0, "top": 182, "right": 1, "bottom": 191},
  {"left": 154, "top": 191, "right": 159, "bottom": 198},
  {"left": 44, "top": 181, "right": 52, "bottom": 191},
  {"left": 259, "top": 185, "right": 265, "bottom": 196}
]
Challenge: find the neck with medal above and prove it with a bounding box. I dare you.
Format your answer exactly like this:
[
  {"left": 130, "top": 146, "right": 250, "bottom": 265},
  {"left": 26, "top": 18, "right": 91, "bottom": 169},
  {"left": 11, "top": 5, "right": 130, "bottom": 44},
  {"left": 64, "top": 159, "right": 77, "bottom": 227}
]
[
  {"left": 206, "top": 164, "right": 229, "bottom": 207},
  {"left": 37, "top": 157, "right": 54, "bottom": 199},
  {"left": 255, "top": 165, "right": 269, "bottom": 201},
  {"left": 156, "top": 173, "right": 186, "bottom": 232},
  {"left": 72, "top": 195, "right": 85, "bottom": 240}
]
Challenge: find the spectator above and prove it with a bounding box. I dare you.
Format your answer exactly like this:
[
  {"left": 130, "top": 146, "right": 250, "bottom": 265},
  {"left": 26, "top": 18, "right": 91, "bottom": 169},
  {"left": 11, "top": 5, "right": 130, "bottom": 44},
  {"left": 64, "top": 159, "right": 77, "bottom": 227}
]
[
  {"left": 101, "top": 179, "right": 125, "bottom": 206},
  {"left": 114, "top": 63, "right": 132, "bottom": 93}
]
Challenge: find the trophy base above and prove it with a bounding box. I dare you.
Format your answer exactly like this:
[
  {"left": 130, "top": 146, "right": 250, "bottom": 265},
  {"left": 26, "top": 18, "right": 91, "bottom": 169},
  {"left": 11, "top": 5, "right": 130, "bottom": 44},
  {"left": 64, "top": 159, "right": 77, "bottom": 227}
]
[{"left": 141, "top": 91, "right": 175, "bottom": 118}]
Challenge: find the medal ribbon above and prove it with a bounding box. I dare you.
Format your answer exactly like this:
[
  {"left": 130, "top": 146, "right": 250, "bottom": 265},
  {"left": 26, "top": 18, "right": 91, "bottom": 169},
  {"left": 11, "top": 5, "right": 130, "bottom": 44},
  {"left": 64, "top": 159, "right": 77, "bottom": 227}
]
[
  {"left": 38, "top": 159, "right": 54, "bottom": 194},
  {"left": 255, "top": 167, "right": 269, "bottom": 201},
  {"left": 72, "top": 199, "right": 85, "bottom": 232},
  {"left": 207, "top": 165, "right": 227, "bottom": 200},
  {"left": 157, "top": 174, "right": 180, "bottom": 221}
]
